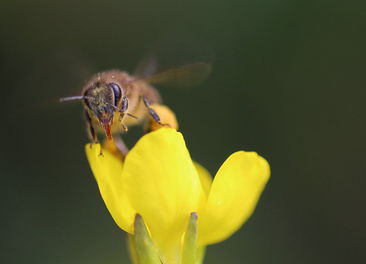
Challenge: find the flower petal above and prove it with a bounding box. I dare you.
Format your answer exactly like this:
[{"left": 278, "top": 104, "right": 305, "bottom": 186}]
[
  {"left": 85, "top": 144, "right": 136, "bottom": 233},
  {"left": 122, "top": 128, "right": 204, "bottom": 264},
  {"left": 198, "top": 151, "right": 270, "bottom": 245}
]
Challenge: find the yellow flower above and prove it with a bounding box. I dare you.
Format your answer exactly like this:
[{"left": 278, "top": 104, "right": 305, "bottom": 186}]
[{"left": 85, "top": 128, "right": 270, "bottom": 264}]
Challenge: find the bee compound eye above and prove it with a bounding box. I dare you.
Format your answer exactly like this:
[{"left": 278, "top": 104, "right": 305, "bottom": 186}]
[{"left": 109, "top": 83, "right": 121, "bottom": 106}]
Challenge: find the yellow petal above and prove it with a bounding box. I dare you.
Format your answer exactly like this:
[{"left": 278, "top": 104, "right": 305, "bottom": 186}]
[
  {"left": 193, "top": 162, "right": 212, "bottom": 197},
  {"left": 198, "top": 151, "right": 270, "bottom": 245},
  {"left": 85, "top": 144, "right": 136, "bottom": 233},
  {"left": 122, "top": 128, "right": 204, "bottom": 264}
]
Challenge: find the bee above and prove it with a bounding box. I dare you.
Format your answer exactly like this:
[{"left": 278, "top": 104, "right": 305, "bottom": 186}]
[{"left": 60, "top": 63, "right": 211, "bottom": 143}]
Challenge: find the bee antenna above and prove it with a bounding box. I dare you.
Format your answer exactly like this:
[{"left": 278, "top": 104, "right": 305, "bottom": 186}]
[{"left": 59, "top": 96, "right": 86, "bottom": 103}]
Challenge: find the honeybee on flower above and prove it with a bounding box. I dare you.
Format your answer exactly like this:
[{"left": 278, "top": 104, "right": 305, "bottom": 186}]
[
  {"left": 60, "top": 63, "right": 210, "bottom": 142},
  {"left": 73, "top": 59, "right": 270, "bottom": 264}
]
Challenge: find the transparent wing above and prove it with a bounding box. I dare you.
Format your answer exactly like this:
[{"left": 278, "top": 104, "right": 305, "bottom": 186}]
[
  {"left": 130, "top": 62, "right": 212, "bottom": 88},
  {"left": 6, "top": 50, "right": 94, "bottom": 120},
  {"left": 133, "top": 56, "right": 159, "bottom": 78}
]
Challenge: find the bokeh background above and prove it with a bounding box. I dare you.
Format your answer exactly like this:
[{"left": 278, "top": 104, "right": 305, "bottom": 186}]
[{"left": 1, "top": 0, "right": 365, "bottom": 263}]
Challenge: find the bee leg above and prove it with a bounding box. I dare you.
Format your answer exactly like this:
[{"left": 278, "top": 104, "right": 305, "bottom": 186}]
[
  {"left": 119, "top": 96, "right": 128, "bottom": 117},
  {"left": 117, "top": 96, "right": 129, "bottom": 132},
  {"left": 126, "top": 113, "right": 138, "bottom": 119},
  {"left": 143, "top": 96, "right": 166, "bottom": 126},
  {"left": 85, "top": 110, "right": 99, "bottom": 147},
  {"left": 114, "top": 137, "right": 129, "bottom": 157},
  {"left": 119, "top": 96, "right": 138, "bottom": 120}
]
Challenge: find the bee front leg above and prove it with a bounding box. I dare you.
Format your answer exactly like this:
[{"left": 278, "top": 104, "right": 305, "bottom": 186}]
[
  {"left": 85, "top": 110, "right": 98, "bottom": 144},
  {"left": 118, "top": 96, "right": 129, "bottom": 132},
  {"left": 119, "top": 96, "right": 129, "bottom": 115},
  {"left": 143, "top": 96, "right": 165, "bottom": 126}
]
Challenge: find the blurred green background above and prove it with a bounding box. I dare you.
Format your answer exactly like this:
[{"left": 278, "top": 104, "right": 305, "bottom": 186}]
[{"left": 1, "top": 0, "right": 365, "bottom": 263}]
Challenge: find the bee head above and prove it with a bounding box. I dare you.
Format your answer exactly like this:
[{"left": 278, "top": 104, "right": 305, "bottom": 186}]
[{"left": 83, "top": 82, "right": 122, "bottom": 140}]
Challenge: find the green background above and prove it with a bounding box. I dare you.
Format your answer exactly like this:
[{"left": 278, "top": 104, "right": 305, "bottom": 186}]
[{"left": 1, "top": 0, "right": 365, "bottom": 263}]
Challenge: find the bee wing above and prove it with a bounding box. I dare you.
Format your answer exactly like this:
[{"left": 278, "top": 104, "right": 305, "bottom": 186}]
[
  {"left": 133, "top": 55, "right": 159, "bottom": 79},
  {"left": 7, "top": 50, "right": 94, "bottom": 120},
  {"left": 130, "top": 62, "right": 212, "bottom": 88}
]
